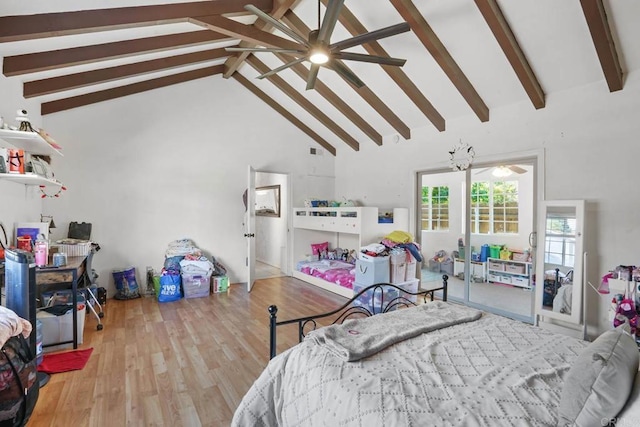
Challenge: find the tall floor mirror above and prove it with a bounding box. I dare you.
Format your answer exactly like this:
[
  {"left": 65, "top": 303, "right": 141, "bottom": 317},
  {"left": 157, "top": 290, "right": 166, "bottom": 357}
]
[{"left": 535, "top": 200, "right": 585, "bottom": 326}]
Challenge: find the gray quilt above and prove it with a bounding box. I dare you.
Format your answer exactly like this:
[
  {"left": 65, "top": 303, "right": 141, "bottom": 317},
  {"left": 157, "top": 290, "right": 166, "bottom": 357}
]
[{"left": 232, "top": 305, "right": 589, "bottom": 426}]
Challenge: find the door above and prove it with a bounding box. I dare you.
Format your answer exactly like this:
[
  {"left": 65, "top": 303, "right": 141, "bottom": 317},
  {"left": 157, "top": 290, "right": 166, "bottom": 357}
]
[
  {"left": 417, "top": 158, "right": 537, "bottom": 323},
  {"left": 246, "top": 165, "right": 256, "bottom": 292}
]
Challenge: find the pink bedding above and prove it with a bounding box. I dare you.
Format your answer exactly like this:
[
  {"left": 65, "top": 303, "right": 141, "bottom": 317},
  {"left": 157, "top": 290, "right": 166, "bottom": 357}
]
[{"left": 297, "top": 260, "right": 355, "bottom": 289}]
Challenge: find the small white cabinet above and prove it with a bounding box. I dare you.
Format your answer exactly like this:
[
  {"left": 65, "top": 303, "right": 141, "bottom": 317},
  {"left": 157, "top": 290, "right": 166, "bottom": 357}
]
[{"left": 486, "top": 258, "right": 532, "bottom": 289}]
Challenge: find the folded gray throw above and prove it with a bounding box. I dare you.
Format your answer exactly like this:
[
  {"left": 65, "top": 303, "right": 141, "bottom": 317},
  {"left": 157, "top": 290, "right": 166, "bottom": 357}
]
[{"left": 306, "top": 301, "right": 482, "bottom": 362}]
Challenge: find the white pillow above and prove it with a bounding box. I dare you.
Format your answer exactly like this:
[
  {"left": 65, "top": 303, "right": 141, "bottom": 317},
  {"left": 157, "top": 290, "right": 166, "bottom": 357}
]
[
  {"left": 614, "top": 370, "right": 640, "bottom": 425},
  {"left": 557, "top": 329, "right": 639, "bottom": 426}
]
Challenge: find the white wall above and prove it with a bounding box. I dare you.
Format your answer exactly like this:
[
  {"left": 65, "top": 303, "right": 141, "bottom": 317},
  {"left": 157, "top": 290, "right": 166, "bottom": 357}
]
[
  {"left": 335, "top": 71, "right": 640, "bottom": 337},
  {"left": 255, "top": 172, "right": 287, "bottom": 270},
  {"left": 1, "top": 74, "right": 335, "bottom": 295}
]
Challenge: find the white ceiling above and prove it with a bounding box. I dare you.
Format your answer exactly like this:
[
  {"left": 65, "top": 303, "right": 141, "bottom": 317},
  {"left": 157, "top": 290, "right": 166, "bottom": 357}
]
[{"left": 1, "top": 0, "right": 638, "bottom": 152}]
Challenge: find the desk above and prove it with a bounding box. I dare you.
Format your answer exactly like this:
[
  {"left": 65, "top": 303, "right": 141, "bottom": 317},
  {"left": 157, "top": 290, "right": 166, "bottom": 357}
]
[{"left": 36, "top": 255, "right": 86, "bottom": 349}]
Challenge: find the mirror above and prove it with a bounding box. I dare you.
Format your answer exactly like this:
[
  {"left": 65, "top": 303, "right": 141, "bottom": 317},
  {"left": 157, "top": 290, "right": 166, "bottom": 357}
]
[
  {"left": 535, "top": 200, "right": 585, "bottom": 324},
  {"left": 255, "top": 185, "right": 280, "bottom": 217}
]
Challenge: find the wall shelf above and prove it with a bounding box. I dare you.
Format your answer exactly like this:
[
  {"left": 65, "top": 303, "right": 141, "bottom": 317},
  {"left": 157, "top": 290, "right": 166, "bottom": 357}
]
[
  {"left": 0, "top": 173, "right": 62, "bottom": 187},
  {"left": 0, "top": 128, "right": 63, "bottom": 157}
]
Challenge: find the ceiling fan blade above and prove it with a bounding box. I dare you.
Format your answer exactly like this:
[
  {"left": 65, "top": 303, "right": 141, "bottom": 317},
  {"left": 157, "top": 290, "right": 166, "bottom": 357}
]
[
  {"left": 333, "top": 51, "right": 406, "bottom": 67},
  {"left": 509, "top": 165, "right": 528, "bottom": 174},
  {"left": 330, "top": 22, "right": 411, "bottom": 51},
  {"left": 317, "top": 0, "right": 345, "bottom": 44},
  {"left": 225, "top": 47, "right": 306, "bottom": 55},
  {"left": 245, "top": 4, "right": 310, "bottom": 47},
  {"left": 474, "top": 167, "right": 492, "bottom": 175},
  {"left": 258, "top": 57, "right": 308, "bottom": 79},
  {"left": 306, "top": 64, "right": 320, "bottom": 90},
  {"left": 329, "top": 60, "right": 365, "bottom": 88}
]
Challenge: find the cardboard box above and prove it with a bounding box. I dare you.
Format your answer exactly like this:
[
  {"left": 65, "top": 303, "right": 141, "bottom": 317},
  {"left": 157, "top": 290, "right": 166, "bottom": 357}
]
[{"left": 212, "top": 275, "right": 229, "bottom": 293}]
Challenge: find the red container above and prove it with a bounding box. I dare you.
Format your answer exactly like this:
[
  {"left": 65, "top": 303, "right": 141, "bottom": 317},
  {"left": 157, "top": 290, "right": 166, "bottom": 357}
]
[{"left": 8, "top": 149, "right": 25, "bottom": 174}]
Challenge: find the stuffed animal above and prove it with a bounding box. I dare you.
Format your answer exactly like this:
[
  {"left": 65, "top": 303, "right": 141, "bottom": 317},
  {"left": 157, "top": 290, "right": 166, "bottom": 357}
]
[{"left": 613, "top": 298, "right": 638, "bottom": 336}]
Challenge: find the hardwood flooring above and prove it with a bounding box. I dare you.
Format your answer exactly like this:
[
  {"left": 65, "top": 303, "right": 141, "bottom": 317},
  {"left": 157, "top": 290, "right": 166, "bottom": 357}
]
[{"left": 27, "top": 277, "right": 348, "bottom": 427}]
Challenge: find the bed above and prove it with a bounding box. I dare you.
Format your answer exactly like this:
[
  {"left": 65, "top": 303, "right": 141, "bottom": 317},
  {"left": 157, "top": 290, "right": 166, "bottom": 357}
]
[
  {"left": 295, "top": 259, "right": 356, "bottom": 290},
  {"left": 232, "top": 278, "right": 640, "bottom": 427}
]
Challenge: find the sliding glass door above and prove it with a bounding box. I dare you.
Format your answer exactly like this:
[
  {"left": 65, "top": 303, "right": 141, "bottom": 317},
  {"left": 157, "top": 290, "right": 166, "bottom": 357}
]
[{"left": 418, "top": 158, "right": 537, "bottom": 323}]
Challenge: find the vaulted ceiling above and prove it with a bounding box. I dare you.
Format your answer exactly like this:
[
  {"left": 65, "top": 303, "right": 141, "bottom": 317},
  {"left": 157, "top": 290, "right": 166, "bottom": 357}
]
[{"left": 0, "top": 0, "right": 637, "bottom": 156}]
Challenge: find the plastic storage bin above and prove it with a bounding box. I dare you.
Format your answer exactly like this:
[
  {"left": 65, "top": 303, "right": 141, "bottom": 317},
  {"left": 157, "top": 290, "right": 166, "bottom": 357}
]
[
  {"left": 355, "top": 253, "right": 390, "bottom": 286},
  {"left": 353, "top": 279, "right": 419, "bottom": 312},
  {"left": 37, "top": 304, "right": 86, "bottom": 347},
  {"left": 389, "top": 250, "right": 406, "bottom": 284},
  {"left": 181, "top": 273, "right": 211, "bottom": 298},
  {"left": 41, "top": 289, "right": 87, "bottom": 307}
]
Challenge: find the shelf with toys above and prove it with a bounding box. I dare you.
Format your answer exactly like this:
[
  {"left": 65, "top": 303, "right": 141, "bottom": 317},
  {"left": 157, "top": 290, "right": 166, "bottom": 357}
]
[{"left": 0, "top": 110, "right": 65, "bottom": 189}]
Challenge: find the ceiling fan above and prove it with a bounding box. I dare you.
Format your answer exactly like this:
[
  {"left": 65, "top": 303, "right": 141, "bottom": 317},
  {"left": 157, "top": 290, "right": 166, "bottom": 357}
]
[
  {"left": 226, "top": 0, "right": 411, "bottom": 90},
  {"left": 475, "top": 165, "right": 528, "bottom": 177}
]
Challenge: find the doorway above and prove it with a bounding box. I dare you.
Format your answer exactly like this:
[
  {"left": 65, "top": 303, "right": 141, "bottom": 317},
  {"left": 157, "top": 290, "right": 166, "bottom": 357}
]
[
  {"left": 417, "top": 155, "right": 538, "bottom": 323},
  {"left": 254, "top": 171, "right": 289, "bottom": 281}
]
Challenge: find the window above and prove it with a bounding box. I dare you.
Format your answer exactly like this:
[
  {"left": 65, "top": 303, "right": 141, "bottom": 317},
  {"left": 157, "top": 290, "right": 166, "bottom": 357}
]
[
  {"left": 470, "top": 181, "right": 519, "bottom": 234},
  {"left": 544, "top": 216, "right": 576, "bottom": 267},
  {"left": 421, "top": 186, "right": 449, "bottom": 231}
]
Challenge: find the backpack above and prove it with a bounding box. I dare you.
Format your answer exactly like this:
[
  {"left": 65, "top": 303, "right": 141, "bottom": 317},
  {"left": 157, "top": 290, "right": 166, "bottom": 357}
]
[{"left": 0, "top": 334, "right": 39, "bottom": 426}]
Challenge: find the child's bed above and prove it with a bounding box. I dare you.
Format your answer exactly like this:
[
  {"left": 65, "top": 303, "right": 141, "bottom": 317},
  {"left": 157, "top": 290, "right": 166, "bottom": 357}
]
[
  {"left": 295, "top": 259, "right": 356, "bottom": 290},
  {"left": 232, "top": 279, "right": 640, "bottom": 426}
]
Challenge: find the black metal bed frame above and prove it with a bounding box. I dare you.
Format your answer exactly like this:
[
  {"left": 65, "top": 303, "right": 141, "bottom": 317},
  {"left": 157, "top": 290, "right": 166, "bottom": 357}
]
[{"left": 268, "top": 275, "right": 449, "bottom": 359}]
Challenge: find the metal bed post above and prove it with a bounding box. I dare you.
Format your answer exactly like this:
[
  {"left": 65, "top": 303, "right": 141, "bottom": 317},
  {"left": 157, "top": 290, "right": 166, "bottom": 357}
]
[{"left": 269, "top": 305, "right": 278, "bottom": 359}]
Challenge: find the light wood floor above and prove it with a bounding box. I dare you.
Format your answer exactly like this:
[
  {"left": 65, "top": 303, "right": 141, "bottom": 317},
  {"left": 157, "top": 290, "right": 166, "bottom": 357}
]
[{"left": 28, "top": 277, "right": 348, "bottom": 427}]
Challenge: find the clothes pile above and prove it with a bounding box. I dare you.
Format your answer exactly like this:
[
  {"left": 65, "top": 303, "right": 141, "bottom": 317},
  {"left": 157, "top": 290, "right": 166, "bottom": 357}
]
[{"left": 155, "top": 239, "right": 227, "bottom": 302}]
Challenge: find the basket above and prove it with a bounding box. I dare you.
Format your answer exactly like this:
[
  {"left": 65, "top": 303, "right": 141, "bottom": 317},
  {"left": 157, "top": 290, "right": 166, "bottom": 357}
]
[
  {"left": 53, "top": 242, "right": 92, "bottom": 257},
  {"left": 489, "top": 245, "right": 501, "bottom": 259}
]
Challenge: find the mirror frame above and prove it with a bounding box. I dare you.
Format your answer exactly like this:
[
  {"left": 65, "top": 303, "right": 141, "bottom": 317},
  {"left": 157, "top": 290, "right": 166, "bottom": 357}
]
[
  {"left": 535, "top": 199, "right": 585, "bottom": 325},
  {"left": 255, "top": 185, "right": 281, "bottom": 217}
]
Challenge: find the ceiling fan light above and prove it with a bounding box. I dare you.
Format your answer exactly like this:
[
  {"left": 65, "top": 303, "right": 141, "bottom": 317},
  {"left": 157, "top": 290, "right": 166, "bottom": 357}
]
[
  {"left": 492, "top": 166, "right": 513, "bottom": 178},
  {"left": 309, "top": 49, "right": 329, "bottom": 64}
]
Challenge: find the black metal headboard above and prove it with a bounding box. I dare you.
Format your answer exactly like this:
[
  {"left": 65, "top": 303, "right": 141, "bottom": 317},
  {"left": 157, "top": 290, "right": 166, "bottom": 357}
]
[{"left": 268, "top": 275, "right": 449, "bottom": 359}]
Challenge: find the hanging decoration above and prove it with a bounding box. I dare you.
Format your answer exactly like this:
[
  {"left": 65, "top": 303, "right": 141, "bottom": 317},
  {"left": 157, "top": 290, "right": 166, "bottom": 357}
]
[
  {"left": 448, "top": 140, "right": 475, "bottom": 171},
  {"left": 39, "top": 184, "right": 67, "bottom": 198}
]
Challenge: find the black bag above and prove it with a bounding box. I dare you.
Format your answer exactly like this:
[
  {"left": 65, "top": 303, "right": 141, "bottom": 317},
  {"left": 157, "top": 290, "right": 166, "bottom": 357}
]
[{"left": 0, "top": 334, "right": 39, "bottom": 427}]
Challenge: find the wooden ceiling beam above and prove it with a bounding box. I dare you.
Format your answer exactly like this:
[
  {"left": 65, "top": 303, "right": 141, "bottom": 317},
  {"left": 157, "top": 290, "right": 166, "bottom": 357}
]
[
  {"left": 321, "top": 0, "right": 445, "bottom": 132},
  {"left": 390, "top": 0, "right": 489, "bottom": 122},
  {"left": 272, "top": 52, "right": 383, "bottom": 146},
  {"left": 474, "top": 0, "right": 544, "bottom": 109},
  {"left": 224, "top": 0, "right": 299, "bottom": 78},
  {"left": 246, "top": 56, "right": 359, "bottom": 151},
  {"left": 41, "top": 65, "right": 223, "bottom": 115},
  {"left": 282, "top": 11, "right": 411, "bottom": 140},
  {"left": 0, "top": 0, "right": 272, "bottom": 42},
  {"left": 24, "top": 48, "right": 229, "bottom": 98},
  {"left": 3, "top": 31, "right": 229, "bottom": 76},
  {"left": 188, "top": 15, "right": 300, "bottom": 51},
  {"left": 233, "top": 73, "right": 336, "bottom": 156},
  {"left": 579, "top": 0, "right": 623, "bottom": 92}
]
